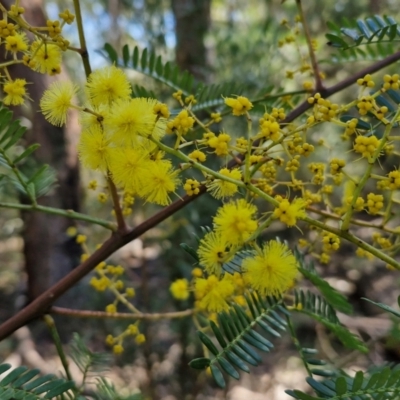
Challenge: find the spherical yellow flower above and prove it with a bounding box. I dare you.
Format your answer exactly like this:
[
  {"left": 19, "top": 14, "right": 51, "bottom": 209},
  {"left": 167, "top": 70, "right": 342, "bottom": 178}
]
[
  {"left": 78, "top": 125, "right": 111, "bottom": 171},
  {"left": 224, "top": 96, "right": 253, "bottom": 116},
  {"left": 197, "top": 231, "right": 234, "bottom": 276},
  {"left": 138, "top": 160, "right": 180, "bottom": 205},
  {"left": 107, "top": 98, "right": 165, "bottom": 144},
  {"left": 242, "top": 240, "right": 298, "bottom": 296},
  {"left": 85, "top": 65, "right": 131, "bottom": 106},
  {"left": 194, "top": 274, "right": 234, "bottom": 313},
  {"left": 213, "top": 199, "right": 258, "bottom": 245},
  {"left": 31, "top": 41, "right": 62, "bottom": 75},
  {"left": 108, "top": 146, "right": 150, "bottom": 192},
  {"left": 207, "top": 168, "right": 242, "bottom": 199},
  {"left": 170, "top": 278, "right": 190, "bottom": 300},
  {"left": 3, "top": 79, "right": 27, "bottom": 106},
  {"left": 273, "top": 197, "right": 307, "bottom": 227},
  {"left": 40, "top": 80, "right": 78, "bottom": 126},
  {"left": 5, "top": 32, "right": 28, "bottom": 53}
]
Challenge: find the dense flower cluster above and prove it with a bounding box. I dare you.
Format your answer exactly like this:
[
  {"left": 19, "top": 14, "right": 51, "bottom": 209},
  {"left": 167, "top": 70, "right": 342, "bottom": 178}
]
[{"left": 7, "top": 0, "right": 400, "bottom": 355}]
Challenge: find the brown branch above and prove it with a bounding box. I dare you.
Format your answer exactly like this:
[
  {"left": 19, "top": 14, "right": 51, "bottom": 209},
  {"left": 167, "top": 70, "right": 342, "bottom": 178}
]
[
  {"left": 1, "top": 50, "right": 400, "bottom": 341},
  {"left": 296, "top": 0, "right": 324, "bottom": 92},
  {"left": 51, "top": 306, "right": 194, "bottom": 320}
]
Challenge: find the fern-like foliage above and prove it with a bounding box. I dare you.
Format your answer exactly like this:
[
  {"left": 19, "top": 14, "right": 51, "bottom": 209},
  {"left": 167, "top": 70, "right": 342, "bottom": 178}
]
[
  {"left": 69, "top": 333, "right": 111, "bottom": 388},
  {"left": 0, "top": 362, "right": 75, "bottom": 400},
  {"left": 0, "top": 105, "right": 56, "bottom": 199},
  {"left": 295, "top": 248, "right": 352, "bottom": 315},
  {"left": 287, "top": 364, "right": 400, "bottom": 399},
  {"left": 325, "top": 15, "right": 399, "bottom": 63},
  {"left": 294, "top": 290, "right": 368, "bottom": 353},
  {"left": 102, "top": 43, "right": 247, "bottom": 113},
  {"left": 189, "top": 294, "right": 289, "bottom": 388},
  {"left": 93, "top": 377, "right": 142, "bottom": 400}
]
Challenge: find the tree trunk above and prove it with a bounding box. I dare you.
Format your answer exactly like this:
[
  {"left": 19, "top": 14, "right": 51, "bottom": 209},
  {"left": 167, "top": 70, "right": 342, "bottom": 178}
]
[{"left": 171, "top": 0, "right": 211, "bottom": 81}]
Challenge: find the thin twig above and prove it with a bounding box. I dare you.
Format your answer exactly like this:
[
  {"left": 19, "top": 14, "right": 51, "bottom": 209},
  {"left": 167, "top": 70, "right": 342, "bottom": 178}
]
[{"left": 51, "top": 306, "right": 194, "bottom": 320}]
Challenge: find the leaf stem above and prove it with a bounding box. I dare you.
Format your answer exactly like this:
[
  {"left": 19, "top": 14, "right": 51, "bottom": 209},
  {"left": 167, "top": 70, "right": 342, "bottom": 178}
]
[{"left": 0, "top": 202, "right": 116, "bottom": 230}]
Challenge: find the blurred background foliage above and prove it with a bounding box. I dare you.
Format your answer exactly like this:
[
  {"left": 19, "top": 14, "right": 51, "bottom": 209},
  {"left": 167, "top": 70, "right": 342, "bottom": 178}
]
[{"left": 0, "top": 0, "right": 400, "bottom": 399}]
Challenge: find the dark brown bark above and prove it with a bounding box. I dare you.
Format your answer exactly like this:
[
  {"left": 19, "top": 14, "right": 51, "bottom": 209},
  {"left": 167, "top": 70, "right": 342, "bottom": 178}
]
[
  {"left": 171, "top": 0, "right": 211, "bottom": 81},
  {"left": 0, "top": 0, "right": 81, "bottom": 304}
]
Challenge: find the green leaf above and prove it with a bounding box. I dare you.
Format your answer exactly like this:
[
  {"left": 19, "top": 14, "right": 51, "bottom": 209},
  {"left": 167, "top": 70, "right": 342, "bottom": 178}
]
[
  {"left": 352, "top": 370, "right": 364, "bottom": 391},
  {"left": 12, "top": 369, "right": 40, "bottom": 387},
  {"left": 13, "top": 144, "right": 40, "bottom": 165},
  {"left": 306, "top": 377, "right": 336, "bottom": 396},
  {"left": 225, "top": 352, "right": 250, "bottom": 373},
  {"left": 242, "top": 332, "right": 270, "bottom": 352},
  {"left": 210, "top": 321, "right": 227, "bottom": 348},
  {"left": 362, "top": 297, "right": 400, "bottom": 318},
  {"left": 0, "top": 364, "right": 11, "bottom": 374},
  {"left": 122, "top": 44, "right": 130, "bottom": 66},
  {"left": 188, "top": 357, "right": 210, "bottom": 370},
  {"left": 310, "top": 369, "right": 336, "bottom": 377},
  {"left": 210, "top": 364, "right": 225, "bottom": 388},
  {"left": 335, "top": 376, "right": 347, "bottom": 395},
  {"left": 237, "top": 339, "right": 262, "bottom": 363},
  {"left": 286, "top": 390, "right": 323, "bottom": 400},
  {"left": 103, "top": 43, "right": 118, "bottom": 63},
  {"left": 179, "top": 243, "right": 199, "bottom": 262},
  {"left": 1, "top": 367, "right": 28, "bottom": 385},
  {"left": 231, "top": 344, "right": 259, "bottom": 366},
  {"left": 43, "top": 381, "right": 75, "bottom": 398},
  {"left": 217, "top": 357, "right": 239, "bottom": 380},
  {"left": 326, "top": 33, "right": 349, "bottom": 48},
  {"left": 3, "top": 125, "right": 26, "bottom": 150},
  {"left": 257, "top": 319, "right": 280, "bottom": 337},
  {"left": 306, "top": 359, "right": 327, "bottom": 366},
  {"left": 133, "top": 46, "right": 139, "bottom": 66},
  {"left": 141, "top": 48, "right": 148, "bottom": 70},
  {"left": 197, "top": 331, "right": 219, "bottom": 356}
]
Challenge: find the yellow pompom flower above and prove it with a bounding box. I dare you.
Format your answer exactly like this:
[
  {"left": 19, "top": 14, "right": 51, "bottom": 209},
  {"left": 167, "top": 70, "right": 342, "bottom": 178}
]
[
  {"left": 224, "top": 96, "right": 253, "bottom": 116},
  {"left": 113, "top": 344, "right": 124, "bottom": 354},
  {"left": 213, "top": 199, "right": 258, "bottom": 245},
  {"left": 3, "top": 79, "right": 27, "bottom": 106},
  {"left": 40, "top": 80, "right": 78, "bottom": 126},
  {"left": 85, "top": 65, "right": 131, "bottom": 106},
  {"left": 194, "top": 274, "right": 234, "bottom": 313},
  {"left": 31, "top": 41, "right": 62, "bottom": 75},
  {"left": 107, "top": 98, "right": 165, "bottom": 144},
  {"left": 105, "top": 304, "right": 117, "bottom": 313},
  {"left": 207, "top": 168, "right": 242, "bottom": 199},
  {"left": 5, "top": 32, "right": 28, "bottom": 53},
  {"left": 273, "top": 197, "right": 307, "bottom": 227},
  {"left": 138, "top": 160, "right": 180, "bottom": 205},
  {"left": 242, "top": 240, "right": 298, "bottom": 296},
  {"left": 166, "top": 109, "right": 195, "bottom": 135},
  {"left": 387, "top": 170, "right": 400, "bottom": 190},
  {"left": 322, "top": 233, "right": 340, "bottom": 251},
  {"left": 78, "top": 125, "right": 111, "bottom": 171},
  {"left": 207, "top": 132, "right": 231, "bottom": 156},
  {"left": 184, "top": 178, "right": 201, "bottom": 196},
  {"left": 170, "top": 278, "right": 190, "bottom": 300},
  {"left": 366, "top": 193, "right": 384, "bottom": 215},
  {"left": 353, "top": 135, "right": 380, "bottom": 159},
  {"left": 153, "top": 102, "right": 170, "bottom": 118},
  {"left": 197, "top": 231, "right": 234, "bottom": 276},
  {"left": 135, "top": 333, "right": 146, "bottom": 344},
  {"left": 108, "top": 146, "right": 150, "bottom": 192},
  {"left": 188, "top": 149, "right": 206, "bottom": 163},
  {"left": 59, "top": 9, "right": 75, "bottom": 24}
]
